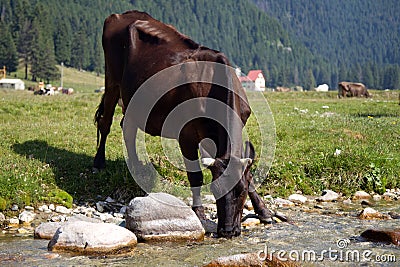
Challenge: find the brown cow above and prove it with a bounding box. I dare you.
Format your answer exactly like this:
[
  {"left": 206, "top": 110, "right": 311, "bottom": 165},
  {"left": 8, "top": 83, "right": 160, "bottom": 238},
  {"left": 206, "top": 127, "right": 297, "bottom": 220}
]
[
  {"left": 338, "top": 82, "right": 370, "bottom": 98},
  {"left": 94, "top": 10, "right": 275, "bottom": 238}
]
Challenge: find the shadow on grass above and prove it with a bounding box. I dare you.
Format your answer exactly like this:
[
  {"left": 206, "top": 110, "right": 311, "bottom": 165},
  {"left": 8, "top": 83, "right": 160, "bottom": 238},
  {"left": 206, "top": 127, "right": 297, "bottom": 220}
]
[{"left": 12, "top": 139, "right": 144, "bottom": 204}]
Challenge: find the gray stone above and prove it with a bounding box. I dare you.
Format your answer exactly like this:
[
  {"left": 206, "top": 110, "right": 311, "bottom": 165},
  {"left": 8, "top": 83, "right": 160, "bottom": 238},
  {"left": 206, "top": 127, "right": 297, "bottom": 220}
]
[
  {"left": 48, "top": 221, "right": 137, "bottom": 254},
  {"left": 316, "top": 189, "right": 339, "bottom": 202},
  {"left": 18, "top": 210, "right": 36, "bottom": 224},
  {"left": 11, "top": 204, "right": 18, "bottom": 211},
  {"left": 125, "top": 192, "right": 204, "bottom": 242},
  {"left": 35, "top": 222, "right": 63, "bottom": 239},
  {"left": 0, "top": 212, "right": 5, "bottom": 223}
]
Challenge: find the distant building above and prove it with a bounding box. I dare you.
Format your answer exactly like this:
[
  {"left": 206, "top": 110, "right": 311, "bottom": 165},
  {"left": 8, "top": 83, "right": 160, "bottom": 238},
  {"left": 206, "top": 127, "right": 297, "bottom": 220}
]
[
  {"left": 0, "top": 78, "right": 25, "bottom": 90},
  {"left": 237, "top": 69, "right": 266, "bottom": 91}
]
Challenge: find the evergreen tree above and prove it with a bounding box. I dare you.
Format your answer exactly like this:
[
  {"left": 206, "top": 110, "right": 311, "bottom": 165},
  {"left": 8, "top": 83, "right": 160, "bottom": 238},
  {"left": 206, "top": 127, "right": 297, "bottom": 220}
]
[
  {"left": 304, "top": 69, "right": 316, "bottom": 91},
  {"left": 0, "top": 22, "right": 18, "bottom": 73}
]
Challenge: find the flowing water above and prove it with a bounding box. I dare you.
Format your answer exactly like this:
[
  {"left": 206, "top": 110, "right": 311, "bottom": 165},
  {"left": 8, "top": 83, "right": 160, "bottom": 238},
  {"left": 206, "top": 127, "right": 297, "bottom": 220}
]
[{"left": 1, "top": 201, "right": 400, "bottom": 266}]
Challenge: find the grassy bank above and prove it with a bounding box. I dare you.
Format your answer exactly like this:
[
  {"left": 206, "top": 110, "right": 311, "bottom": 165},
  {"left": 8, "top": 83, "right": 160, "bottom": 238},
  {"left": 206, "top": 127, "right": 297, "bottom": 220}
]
[{"left": 0, "top": 89, "right": 398, "bottom": 210}]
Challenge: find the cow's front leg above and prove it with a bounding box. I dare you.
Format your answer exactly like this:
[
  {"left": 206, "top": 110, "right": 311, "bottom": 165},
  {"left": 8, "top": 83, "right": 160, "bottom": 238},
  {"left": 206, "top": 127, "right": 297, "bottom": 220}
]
[
  {"left": 180, "top": 142, "right": 206, "bottom": 220},
  {"left": 248, "top": 180, "right": 274, "bottom": 223}
]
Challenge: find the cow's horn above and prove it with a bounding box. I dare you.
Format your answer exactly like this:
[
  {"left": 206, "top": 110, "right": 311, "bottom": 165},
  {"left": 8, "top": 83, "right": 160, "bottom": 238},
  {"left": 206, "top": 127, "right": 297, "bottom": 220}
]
[
  {"left": 201, "top": 158, "right": 216, "bottom": 167},
  {"left": 240, "top": 158, "right": 252, "bottom": 166}
]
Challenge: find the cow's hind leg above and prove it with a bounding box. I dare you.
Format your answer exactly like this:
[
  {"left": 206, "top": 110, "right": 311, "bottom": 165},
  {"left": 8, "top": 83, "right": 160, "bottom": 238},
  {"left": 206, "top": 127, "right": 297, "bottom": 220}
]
[{"left": 93, "top": 86, "right": 119, "bottom": 170}]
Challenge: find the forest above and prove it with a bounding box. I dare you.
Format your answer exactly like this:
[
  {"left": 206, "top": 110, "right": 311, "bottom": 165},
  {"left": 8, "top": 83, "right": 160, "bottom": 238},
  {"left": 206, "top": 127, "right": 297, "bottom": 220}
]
[{"left": 0, "top": 0, "right": 399, "bottom": 89}]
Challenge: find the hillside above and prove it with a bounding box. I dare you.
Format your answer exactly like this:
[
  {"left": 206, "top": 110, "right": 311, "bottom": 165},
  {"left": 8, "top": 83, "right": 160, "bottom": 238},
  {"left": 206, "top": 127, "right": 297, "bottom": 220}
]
[
  {"left": 252, "top": 0, "right": 400, "bottom": 89},
  {"left": 0, "top": 0, "right": 399, "bottom": 89}
]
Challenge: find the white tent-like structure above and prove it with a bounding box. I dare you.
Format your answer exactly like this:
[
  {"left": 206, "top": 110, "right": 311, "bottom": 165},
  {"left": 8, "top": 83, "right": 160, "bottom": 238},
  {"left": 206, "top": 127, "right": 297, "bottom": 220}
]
[{"left": 0, "top": 78, "right": 25, "bottom": 90}]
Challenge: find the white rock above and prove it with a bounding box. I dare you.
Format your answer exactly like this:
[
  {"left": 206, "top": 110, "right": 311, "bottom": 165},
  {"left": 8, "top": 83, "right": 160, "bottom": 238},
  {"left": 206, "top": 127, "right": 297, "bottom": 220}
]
[
  {"left": 274, "top": 197, "right": 295, "bottom": 207},
  {"left": 55, "top": 206, "right": 71, "bottom": 214},
  {"left": 288, "top": 194, "right": 307, "bottom": 204},
  {"left": 9, "top": 217, "right": 19, "bottom": 225},
  {"left": 316, "top": 190, "right": 339, "bottom": 202},
  {"left": 49, "top": 204, "right": 55, "bottom": 211},
  {"left": 19, "top": 210, "right": 36, "bottom": 224},
  {"left": 373, "top": 195, "right": 382, "bottom": 201},
  {"left": 48, "top": 221, "right": 137, "bottom": 254}
]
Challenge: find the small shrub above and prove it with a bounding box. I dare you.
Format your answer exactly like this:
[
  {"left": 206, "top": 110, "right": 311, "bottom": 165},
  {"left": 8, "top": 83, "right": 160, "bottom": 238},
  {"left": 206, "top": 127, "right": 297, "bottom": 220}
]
[
  {"left": 363, "top": 163, "right": 386, "bottom": 195},
  {"left": 0, "top": 197, "right": 7, "bottom": 211},
  {"left": 47, "top": 189, "right": 73, "bottom": 208}
]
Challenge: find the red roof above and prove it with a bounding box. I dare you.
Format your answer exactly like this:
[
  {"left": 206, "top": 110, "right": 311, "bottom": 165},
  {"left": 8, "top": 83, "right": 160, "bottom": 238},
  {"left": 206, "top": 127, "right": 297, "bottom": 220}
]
[{"left": 247, "top": 70, "right": 263, "bottom": 81}]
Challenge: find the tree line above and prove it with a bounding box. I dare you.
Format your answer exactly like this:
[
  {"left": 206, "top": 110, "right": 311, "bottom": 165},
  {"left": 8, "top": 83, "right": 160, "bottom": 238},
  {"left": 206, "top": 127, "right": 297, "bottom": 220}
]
[{"left": 0, "top": 0, "right": 399, "bottom": 89}]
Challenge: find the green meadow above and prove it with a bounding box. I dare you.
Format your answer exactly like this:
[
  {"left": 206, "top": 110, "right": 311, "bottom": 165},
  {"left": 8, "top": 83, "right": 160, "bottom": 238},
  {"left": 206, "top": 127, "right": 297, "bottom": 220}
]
[{"left": 0, "top": 80, "right": 399, "bottom": 210}]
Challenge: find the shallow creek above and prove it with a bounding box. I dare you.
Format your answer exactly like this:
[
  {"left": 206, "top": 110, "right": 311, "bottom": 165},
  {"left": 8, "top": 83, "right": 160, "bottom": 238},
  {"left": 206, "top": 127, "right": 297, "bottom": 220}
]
[{"left": 1, "top": 201, "right": 399, "bottom": 266}]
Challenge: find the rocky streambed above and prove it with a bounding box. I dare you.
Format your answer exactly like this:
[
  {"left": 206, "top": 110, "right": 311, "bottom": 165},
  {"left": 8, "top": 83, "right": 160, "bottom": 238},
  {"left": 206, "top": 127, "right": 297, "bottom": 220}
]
[{"left": 1, "top": 189, "right": 400, "bottom": 266}]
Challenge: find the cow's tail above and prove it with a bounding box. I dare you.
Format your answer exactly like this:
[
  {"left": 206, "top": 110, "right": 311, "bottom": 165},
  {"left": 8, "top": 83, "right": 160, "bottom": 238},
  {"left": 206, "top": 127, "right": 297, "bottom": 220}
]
[{"left": 94, "top": 93, "right": 106, "bottom": 147}]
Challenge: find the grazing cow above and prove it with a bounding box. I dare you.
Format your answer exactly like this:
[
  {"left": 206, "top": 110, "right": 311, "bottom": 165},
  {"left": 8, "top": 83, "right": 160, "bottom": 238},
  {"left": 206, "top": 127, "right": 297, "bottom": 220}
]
[
  {"left": 93, "top": 10, "right": 274, "bottom": 238},
  {"left": 338, "top": 82, "right": 370, "bottom": 98}
]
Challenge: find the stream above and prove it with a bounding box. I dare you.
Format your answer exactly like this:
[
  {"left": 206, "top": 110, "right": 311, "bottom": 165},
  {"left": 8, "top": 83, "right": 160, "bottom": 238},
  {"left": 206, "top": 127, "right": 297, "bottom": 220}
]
[{"left": 1, "top": 201, "right": 399, "bottom": 266}]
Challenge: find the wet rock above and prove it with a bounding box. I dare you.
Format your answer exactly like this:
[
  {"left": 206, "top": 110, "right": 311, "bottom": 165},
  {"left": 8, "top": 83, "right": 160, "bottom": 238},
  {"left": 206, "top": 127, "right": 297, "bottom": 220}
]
[
  {"left": 358, "top": 207, "right": 391, "bottom": 220},
  {"left": 0, "top": 212, "right": 5, "bottom": 223},
  {"left": 360, "top": 229, "right": 400, "bottom": 246},
  {"left": 316, "top": 190, "right": 339, "bottom": 202},
  {"left": 18, "top": 210, "right": 36, "bottom": 224},
  {"left": 35, "top": 215, "right": 103, "bottom": 239},
  {"left": 288, "top": 194, "right": 307, "bottom": 204},
  {"left": 353, "top": 191, "right": 371, "bottom": 200},
  {"left": 35, "top": 222, "right": 63, "bottom": 239},
  {"left": 48, "top": 221, "right": 137, "bottom": 254},
  {"left": 204, "top": 252, "right": 301, "bottom": 267},
  {"left": 125, "top": 192, "right": 205, "bottom": 242},
  {"left": 11, "top": 204, "right": 19, "bottom": 211},
  {"left": 274, "top": 197, "right": 295, "bottom": 207},
  {"left": 49, "top": 204, "right": 55, "bottom": 211}
]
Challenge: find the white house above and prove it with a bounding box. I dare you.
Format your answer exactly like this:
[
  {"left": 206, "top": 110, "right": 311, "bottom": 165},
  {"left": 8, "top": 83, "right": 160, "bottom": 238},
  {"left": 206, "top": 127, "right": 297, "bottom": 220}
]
[
  {"left": 0, "top": 78, "right": 25, "bottom": 90},
  {"left": 238, "top": 70, "right": 266, "bottom": 91}
]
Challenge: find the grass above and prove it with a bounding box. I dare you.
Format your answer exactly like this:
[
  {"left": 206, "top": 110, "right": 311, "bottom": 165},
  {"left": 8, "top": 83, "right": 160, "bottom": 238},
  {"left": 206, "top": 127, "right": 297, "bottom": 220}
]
[{"left": 0, "top": 86, "right": 398, "bottom": 210}]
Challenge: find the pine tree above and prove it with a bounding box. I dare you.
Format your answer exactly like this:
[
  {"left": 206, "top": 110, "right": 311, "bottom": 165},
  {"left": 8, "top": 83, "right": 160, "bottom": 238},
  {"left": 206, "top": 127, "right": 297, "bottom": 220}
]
[{"left": 0, "top": 22, "right": 18, "bottom": 73}]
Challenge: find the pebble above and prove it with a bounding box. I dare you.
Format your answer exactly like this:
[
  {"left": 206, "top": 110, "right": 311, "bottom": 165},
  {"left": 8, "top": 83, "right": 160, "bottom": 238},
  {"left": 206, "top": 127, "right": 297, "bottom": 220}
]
[
  {"left": 274, "top": 197, "right": 295, "bottom": 207},
  {"left": 353, "top": 191, "right": 371, "bottom": 200},
  {"left": 316, "top": 189, "right": 339, "bottom": 202},
  {"left": 288, "top": 193, "right": 307, "bottom": 204},
  {"left": 55, "top": 206, "right": 71, "bottom": 214}
]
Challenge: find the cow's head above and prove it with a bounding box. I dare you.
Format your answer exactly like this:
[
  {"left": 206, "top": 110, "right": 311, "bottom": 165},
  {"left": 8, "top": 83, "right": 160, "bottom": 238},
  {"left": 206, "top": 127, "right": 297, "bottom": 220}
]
[{"left": 201, "top": 142, "right": 255, "bottom": 238}]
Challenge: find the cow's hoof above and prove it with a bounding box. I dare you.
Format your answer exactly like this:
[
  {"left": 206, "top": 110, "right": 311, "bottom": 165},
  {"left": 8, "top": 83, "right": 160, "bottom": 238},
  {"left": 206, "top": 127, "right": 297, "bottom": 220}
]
[
  {"left": 256, "top": 208, "right": 274, "bottom": 224},
  {"left": 273, "top": 211, "right": 289, "bottom": 222},
  {"left": 192, "top": 206, "right": 207, "bottom": 221}
]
